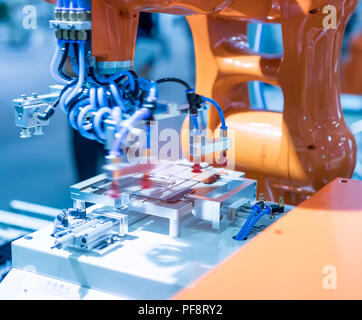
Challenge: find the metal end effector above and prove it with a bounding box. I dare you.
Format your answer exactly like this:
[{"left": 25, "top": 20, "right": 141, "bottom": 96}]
[{"left": 13, "top": 87, "right": 62, "bottom": 138}]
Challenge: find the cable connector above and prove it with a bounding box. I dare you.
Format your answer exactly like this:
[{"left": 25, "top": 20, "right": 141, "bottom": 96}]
[
  {"left": 270, "top": 204, "right": 284, "bottom": 214},
  {"left": 186, "top": 89, "right": 203, "bottom": 115},
  {"left": 38, "top": 105, "right": 56, "bottom": 121},
  {"left": 220, "top": 127, "right": 228, "bottom": 138},
  {"left": 220, "top": 127, "right": 228, "bottom": 153}
]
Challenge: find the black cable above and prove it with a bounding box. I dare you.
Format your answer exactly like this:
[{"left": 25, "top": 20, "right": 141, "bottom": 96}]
[
  {"left": 72, "top": 42, "right": 79, "bottom": 66},
  {"left": 156, "top": 77, "right": 203, "bottom": 115},
  {"left": 65, "top": 85, "right": 87, "bottom": 115},
  {"left": 38, "top": 79, "right": 77, "bottom": 121},
  {"left": 87, "top": 67, "right": 106, "bottom": 86},
  {"left": 58, "top": 42, "right": 72, "bottom": 81},
  {"left": 67, "top": 90, "right": 87, "bottom": 113},
  {"left": 127, "top": 69, "right": 140, "bottom": 99},
  {"left": 88, "top": 67, "right": 133, "bottom": 88},
  {"left": 156, "top": 77, "right": 192, "bottom": 90},
  {"left": 88, "top": 68, "right": 141, "bottom": 105}
]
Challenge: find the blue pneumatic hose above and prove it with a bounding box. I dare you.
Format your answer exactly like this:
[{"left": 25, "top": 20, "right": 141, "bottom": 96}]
[
  {"left": 65, "top": 42, "right": 86, "bottom": 108},
  {"left": 202, "top": 96, "right": 227, "bottom": 130},
  {"left": 190, "top": 114, "right": 200, "bottom": 131},
  {"left": 234, "top": 204, "right": 261, "bottom": 241},
  {"left": 234, "top": 205, "right": 271, "bottom": 241}
]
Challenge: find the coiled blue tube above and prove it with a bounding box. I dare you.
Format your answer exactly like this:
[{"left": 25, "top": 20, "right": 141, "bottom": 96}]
[
  {"left": 69, "top": 97, "right": 110, "bottom": 142},
  {"left": 68, "top": 97, "right": 89, "bottom": 129},
  {"left": 59, "top": 85, "right": 76, "bottom": 113},
  {"left": 109, "top": 82, "right": 125, "bottom": 110},
  {"left": 97, "top": 87, "right": 109, "bottom": 108},
  {"left": 77, "top": 104, "right": 97, "bottom": 140},
  {"left": 93, "top": 107, "right": 112, "bottom": 141},
  {"left": 95, "top": 71, "right": 136, "bottom": 91}
]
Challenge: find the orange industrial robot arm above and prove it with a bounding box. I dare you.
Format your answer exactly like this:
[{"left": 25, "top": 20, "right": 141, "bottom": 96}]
[{"left": 44, "top": 0, "right": 358, "bottom": 205}]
